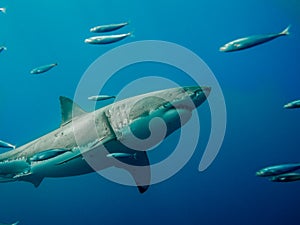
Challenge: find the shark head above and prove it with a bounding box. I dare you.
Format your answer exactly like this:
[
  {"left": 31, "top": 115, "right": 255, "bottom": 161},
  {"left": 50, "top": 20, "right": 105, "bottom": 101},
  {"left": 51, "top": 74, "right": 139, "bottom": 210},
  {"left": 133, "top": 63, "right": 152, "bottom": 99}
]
[
  {"left": 100, "top": 86, "right": 211, "bottom": 151},
  {"left": 84, "top": 86, "right": 211, "bottom": 193}
]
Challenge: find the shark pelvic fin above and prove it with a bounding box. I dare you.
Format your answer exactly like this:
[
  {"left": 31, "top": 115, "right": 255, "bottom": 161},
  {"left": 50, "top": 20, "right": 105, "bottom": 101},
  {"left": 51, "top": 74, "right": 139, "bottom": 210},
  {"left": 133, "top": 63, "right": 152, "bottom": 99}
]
[
  {"left": 59, "top": 96, "right": 87, "bottom": 126},
  {"left": 20, "top": 174, "right": 44, "bottom": 188},
  {"left": 30, "top": 176, "right": 44, "bottom": 188}
]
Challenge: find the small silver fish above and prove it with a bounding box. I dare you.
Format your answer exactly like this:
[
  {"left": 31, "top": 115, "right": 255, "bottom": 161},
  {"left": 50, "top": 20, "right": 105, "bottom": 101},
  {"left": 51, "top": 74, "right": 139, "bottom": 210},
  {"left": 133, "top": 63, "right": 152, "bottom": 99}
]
[
  {"left": 220, "top": 25, "right": 291, "bottom": 52},
  {"left": 30, "top": 63, "right": 58, "bottom": 74},
  {"left": 269, "top": 173, "right": 300, "bottom": 182},
  {"left": 284, "top": 100, "right": 300, "bottom": 109},
  {"left": 0, "top": 140, "right": 15, "bottom": 149},
  {"left": 84, "top": 33, "right": 132, "bottom": 45},
  {"left": 30, "top": 148, "right": 72, "bottom": 162},
  {"left": 90, "top": 22, "right": 129, "bottom": 33},
  {"left": 256, "top": 163, "right": 300, "bottom": 177},
  {"left": 88, "top": 95, "right": 116, "bottom": 101},
  {"left": 106, "top": 152, "right": 137, "bottom": 159}
]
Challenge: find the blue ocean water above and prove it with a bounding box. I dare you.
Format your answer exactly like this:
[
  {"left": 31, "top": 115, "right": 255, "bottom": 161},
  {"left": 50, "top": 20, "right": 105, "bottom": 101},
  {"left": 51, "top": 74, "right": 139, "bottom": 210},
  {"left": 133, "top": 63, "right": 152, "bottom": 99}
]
[{"left": 1, "top": 0, "right": 300, "bottom": 224}]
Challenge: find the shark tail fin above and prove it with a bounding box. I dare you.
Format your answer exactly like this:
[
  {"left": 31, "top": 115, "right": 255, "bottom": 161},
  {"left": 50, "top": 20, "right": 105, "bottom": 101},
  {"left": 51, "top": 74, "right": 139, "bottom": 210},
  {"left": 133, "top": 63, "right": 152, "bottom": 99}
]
[
  {"left": 280, "top": 25, "right": 291, "bottom": 36},
  {"left": 12, "top": 221, "right": 20, "bottom": 225}
]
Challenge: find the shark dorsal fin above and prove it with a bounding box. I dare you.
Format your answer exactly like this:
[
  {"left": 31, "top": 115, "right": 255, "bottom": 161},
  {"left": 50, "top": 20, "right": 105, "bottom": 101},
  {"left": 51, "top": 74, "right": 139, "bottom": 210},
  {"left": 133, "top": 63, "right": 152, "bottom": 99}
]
[{"left": 59, "top": 96, "right": 86, "bottom": 126}]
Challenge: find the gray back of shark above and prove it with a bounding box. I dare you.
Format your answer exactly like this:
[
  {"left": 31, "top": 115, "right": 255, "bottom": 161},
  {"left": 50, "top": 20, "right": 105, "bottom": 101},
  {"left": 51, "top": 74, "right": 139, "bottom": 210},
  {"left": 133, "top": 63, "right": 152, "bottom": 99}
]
[{"left": 0, "top": 86, "right": 210, "bottom": 193}]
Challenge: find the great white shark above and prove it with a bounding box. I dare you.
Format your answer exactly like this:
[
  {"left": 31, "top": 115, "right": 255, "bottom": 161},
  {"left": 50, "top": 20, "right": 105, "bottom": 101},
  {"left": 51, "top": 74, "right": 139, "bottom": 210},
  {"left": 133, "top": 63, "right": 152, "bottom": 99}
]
[{"left": 0, "top": 86, "right": 210, "bottom": 193}]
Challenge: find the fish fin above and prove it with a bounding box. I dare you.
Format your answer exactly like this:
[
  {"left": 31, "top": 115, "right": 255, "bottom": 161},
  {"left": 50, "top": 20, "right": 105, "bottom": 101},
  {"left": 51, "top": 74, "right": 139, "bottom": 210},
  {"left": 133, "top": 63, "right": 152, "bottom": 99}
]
[
  {"left": 129, "top": 31, "right": 135, "bottom": 38},
  {"left": 29, "top": 176, "right": 44, "bottom": 188},
  {"left": 12, "top": 221, "right": 20, "bottom": 225},
  {"left": 1, "top": 45, "right": 7, "bottom": 50},
  {"left": 280, "top": 25, "right": 291, "bottom": 35},
  {"left": 17, "top": 173, "right": 44, "bottom": 187},
  {"left": 115, "top": 151, "right": 150, "bottom": 194},
  {"left": 59, "top": 96, "right": 87, "bottom": 126},
  {"left": 127, "top": 163, "right": 150, "bottom": 193}
]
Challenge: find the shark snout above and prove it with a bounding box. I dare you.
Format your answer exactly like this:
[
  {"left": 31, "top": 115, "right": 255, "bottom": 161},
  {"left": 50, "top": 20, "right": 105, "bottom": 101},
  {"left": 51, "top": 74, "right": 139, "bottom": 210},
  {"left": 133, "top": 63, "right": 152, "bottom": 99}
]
[
  {"left": 197, "top": 86, "right": 211, "bottom": 96},
  {"left": 183, "top": 86, "right": 211, "bottom": 95},
  {"left": 182, "top": 86, "right": 211, "bottom": 109}
]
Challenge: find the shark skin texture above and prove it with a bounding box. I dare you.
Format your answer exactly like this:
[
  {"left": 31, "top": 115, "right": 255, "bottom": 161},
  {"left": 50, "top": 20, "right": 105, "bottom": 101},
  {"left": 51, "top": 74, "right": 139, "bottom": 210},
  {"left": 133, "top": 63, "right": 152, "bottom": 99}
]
[{"left": 0, "top": 86, "right": 210, "bottom": 193}]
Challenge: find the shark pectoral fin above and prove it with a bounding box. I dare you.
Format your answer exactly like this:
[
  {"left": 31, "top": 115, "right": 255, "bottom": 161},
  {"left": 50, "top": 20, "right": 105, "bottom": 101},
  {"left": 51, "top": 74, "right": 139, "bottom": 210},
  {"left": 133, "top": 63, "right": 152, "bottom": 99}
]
[
  {"left": 127, "top": 165, "right": 150, "bottom": 194},
  {"left": 12, "top": 221, "right": 20, "bottom": 225},
  {"left": 116, "top": 151, "right": 151, "bottom": 194}
]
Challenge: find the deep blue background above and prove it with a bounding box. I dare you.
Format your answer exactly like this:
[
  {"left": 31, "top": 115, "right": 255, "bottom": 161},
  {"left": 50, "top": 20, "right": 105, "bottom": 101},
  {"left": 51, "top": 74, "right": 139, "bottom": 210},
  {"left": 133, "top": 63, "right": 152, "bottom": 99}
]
[{"left": 1, "top": 0, "right": 300, "bottom": 224}]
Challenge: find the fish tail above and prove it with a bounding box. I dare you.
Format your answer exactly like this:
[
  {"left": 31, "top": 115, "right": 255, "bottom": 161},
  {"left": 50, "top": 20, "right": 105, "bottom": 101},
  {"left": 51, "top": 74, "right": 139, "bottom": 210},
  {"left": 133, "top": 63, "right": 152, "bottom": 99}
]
[
  {"left": 280, "top": 25, "right": 291, "bottom": 36},
  {"left": 0, "top": 7, "right": 6, "bottom": 14},
  {"left": 1, "top": 45, "right": 7, "bottom": 50},
  {"left": 129, "top": 30, "right": 135, "bottom": 38}
]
